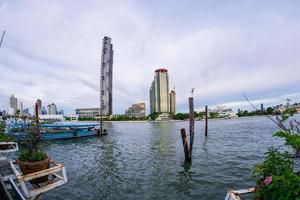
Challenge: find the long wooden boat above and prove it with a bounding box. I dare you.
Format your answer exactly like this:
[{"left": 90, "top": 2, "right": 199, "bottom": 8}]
[{"left": 10, "top": 123, "right": 102, "bottom": 141}]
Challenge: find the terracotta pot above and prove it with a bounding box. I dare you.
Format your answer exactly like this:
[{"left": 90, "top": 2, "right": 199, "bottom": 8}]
[
  {"left": 16, "top": 157, "right": 50, "bottom": 184},
  {"left": 0, "top": 143, "right": 12, "bottom": 150}
]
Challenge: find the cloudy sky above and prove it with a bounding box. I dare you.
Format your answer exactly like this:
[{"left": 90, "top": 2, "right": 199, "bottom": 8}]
[{"left": 0, "top": 0, "right": 300, "bottom": 114}]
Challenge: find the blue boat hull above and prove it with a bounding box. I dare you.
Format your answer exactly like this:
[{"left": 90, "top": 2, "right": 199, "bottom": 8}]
[{"left": 12, "top": 130, "right": 99, "bottom": 141}]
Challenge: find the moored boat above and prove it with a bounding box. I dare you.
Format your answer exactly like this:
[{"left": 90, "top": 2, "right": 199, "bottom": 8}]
[{"left": 9, "top": 123, "right": 103, "bottom": 141}]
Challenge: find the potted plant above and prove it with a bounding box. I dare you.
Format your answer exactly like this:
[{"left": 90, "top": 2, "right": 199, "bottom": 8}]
[
  {"left": 16, "top": 119, "right": 49, "bottom": 184},
  {"left": 253, "top": 108, "right": 300, "bottom": 199}
]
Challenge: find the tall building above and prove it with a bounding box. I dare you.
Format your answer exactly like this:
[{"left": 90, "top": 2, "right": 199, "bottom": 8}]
[
  {"left": 149, "top": 68, "right": 170, "bottom": 114},
  {"left": 36, "top": 99, "right": 42, "bottom": 115},
  {"left": 170, "top": 89, "right": 176, "bottom": 114},
  {"left": 47, "top": 104, "right": 51, "bottom": 114},
  {"left": 125, "top": 103, "right": 146, "bottom": 118},
  {"left": 8, "top": 94, "right": 18, "bottom": 115},
  {"left": 50, "top": 103, "right": 57, "bottom": 115},
  {"left": 41, "top": 106, "right": 47, "bottom": 115},
  {"left": 100, "top": 36, "right": 114, "bottom": 116},
  {"left": 260, "top": 103, "right": 264, "bottom": 111},
  {"left": 18, "top": 101, "right": 23, "bottom": 115},
  {"left": 47, "top": 103, "right": 57, "bottom": 115}
]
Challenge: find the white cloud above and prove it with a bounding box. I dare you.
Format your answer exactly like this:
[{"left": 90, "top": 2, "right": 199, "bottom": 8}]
[{"left": 0, "top": 0, "right": 299, "bottom": 114}]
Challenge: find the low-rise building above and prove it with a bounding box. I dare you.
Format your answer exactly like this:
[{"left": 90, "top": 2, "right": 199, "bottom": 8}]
[
  {"left": 125, "top": 103, "right": 146, "bottom": 118},
  {"left": 75, "top": 108, "right": 100, "bottom": 118}
]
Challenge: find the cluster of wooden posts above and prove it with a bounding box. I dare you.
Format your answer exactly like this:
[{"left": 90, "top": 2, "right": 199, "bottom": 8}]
[{"left": 180, "top": 97, "right": 208, "bottom": 162}]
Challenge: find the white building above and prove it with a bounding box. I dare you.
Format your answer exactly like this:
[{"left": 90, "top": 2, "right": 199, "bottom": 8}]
[
  {"left": 47, "top": 103, "right": 57, "bottom": 115},
  {"left": 149, "top": 68, "right": 170, "bottom": 114},
  {"left": 100, "top": 36, "right": 114, "bottom": 116},
  {"left": 8, "top": 94, "right": 18, "bottom": 115}
]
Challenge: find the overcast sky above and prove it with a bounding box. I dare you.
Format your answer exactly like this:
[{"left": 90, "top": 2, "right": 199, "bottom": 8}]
[{"left": 0, "top": 0, "right": 300, "bottom": 114}]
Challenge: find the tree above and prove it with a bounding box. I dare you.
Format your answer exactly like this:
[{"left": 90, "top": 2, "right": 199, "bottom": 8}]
[{"left": 266, "top": 107, "right": 274, "bottom": 115}]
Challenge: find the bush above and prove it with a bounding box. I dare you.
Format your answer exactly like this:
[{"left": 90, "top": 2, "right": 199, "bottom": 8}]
[{"left": 253, "top": 108, "right": 300, "bottom": 199}]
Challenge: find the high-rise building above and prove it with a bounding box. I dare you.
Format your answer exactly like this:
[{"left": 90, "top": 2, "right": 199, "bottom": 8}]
[
  {"left": 36, "top": 99, "right": 42, "bottom": 115},
  {"left": 261, "top": 103, "right": 264, "bottom": 111},
  {"left": 149, "top": 68, "right": 170, "bottom": 114},
  {"left": 18, "top": 101, "right": 23, "bottom": 115},
  {"left": 8, "top": 94, "right": 18, "bottom": 115},
  {"left": 41, "top": 106, "right": 47, "bottom": 115},
  {"left": 50, "top": 103, "right": 57, "bottom": 115},
  {"left": 170, "top": 89, "right": 176, "bottom": 114},
  {"left": 47, "top": 103, "right": 57, "bottom": 115},
  {"left": 47, "top": 104, "right": 51, "bottom": 115},
  {"left": 125, "top": 103, "right": 146, "bottom": 118},
  {"left": 100, "top": 36, "right": 114, "bottom": 116}
]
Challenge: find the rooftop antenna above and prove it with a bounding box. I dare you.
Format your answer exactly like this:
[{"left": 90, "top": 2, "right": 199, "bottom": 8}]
[
  {"left": 191, "top": 88, "right": 194, "bottom": 96},
  {"left": 0, "top": 30, "right": 5, "bottom": 48}
]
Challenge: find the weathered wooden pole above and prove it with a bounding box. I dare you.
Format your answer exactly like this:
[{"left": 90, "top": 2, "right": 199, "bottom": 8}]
[
  {"left": 189, "top": 97, "right": 194, "bottom": 160},
  {"left": 205, "top": 105, "right": 208, "bottom": 137},
  {"left": 35, "top": 102, "right": 39, "bottom": 124},
  {"left": 181, "top": 128, "right": 190, "bottom": 162}
]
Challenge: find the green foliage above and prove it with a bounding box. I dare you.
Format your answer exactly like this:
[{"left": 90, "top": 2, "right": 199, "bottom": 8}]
[
  {"left": 253, "top": 149, "right": 293, "bottom": 180},
  {"left": 172, "top": 113, "right": 189, "bottom": 120},
  {"left": 266, "top": 107, "right": 274, "bottom": 115},
  {"left": 253, "top": 107, "right": 300, "bottom": 199},
  {"left": 18, "top": 120, "right": 47, "bottom": 162},
  {"left": 0, "top": 121, "right": 12, "bottom": 142},
  {"left": 273, "top": 108, "right": 300, "bottom": 151},
  {"left": 256, "top": 172, "right": 300, "bottom": 200},
  {"left": 18, "top": 149, "right": 47, "bottom": 162},
  {"left": 149, "top": 112, "right": 160, "bottom": 120}
]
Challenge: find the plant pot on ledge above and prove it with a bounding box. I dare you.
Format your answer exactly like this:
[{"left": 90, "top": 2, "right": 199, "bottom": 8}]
[{"left": 16, "top": 156, "right": 50, "bottom": 184}]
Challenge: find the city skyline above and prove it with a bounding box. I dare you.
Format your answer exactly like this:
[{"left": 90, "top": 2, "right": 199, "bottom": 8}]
[{"left": 0, "top": 1, "right": 300, "bottom": 114}]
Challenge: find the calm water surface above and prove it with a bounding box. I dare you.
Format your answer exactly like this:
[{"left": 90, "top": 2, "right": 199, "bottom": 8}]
[{"left": 40, "top": 116, "right": 291, "bottom": 199}]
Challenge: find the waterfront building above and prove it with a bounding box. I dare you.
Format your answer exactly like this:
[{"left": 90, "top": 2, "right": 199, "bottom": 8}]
[
  {"left": 18, "top": 101, "right": 23, "bottom": 115},
  {"left": 125, "top": 103, "right": 146, "bottom": 118},
  {"left": 75, "top": 108, "right": 100, "bottom": 118},
  {"left": 58, "top": 110, "right": 64, "bottom": 115},
  {"left": 149, "top": 68, "right": 170, "bottom": 114},
  {"left": 170, "top": 89, "right": 176, "bottom": 114},
  {"left": 50, "top": 103, "right": 57, "bottom": 115},
  {"left": 41, "top": 106, "right": 47, "bottom": 115},
  {"left": 23, "top": 108, "right": 30, "bottom": 115},
  {"left": 100, "top": 36, "right": 114, "bottom": 116},
  {"left": 8, "top": 94, "right": 18, "bottom": 115},
  {"left": 47, "top": 103, "right": 58, "bottom": 115},
  {"left": 47, "top": 104, "right": 51, "bottom": 115},
  {"left": 260, "top": 103, "right": 264, "bottom": 111},
  {"left": 36, "top": 99, "right": 42, "bottom": 115}
]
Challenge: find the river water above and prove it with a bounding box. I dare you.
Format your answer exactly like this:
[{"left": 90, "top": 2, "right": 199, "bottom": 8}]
[{"left": 40, "top": 116, "right": 289, "bottom": 199}]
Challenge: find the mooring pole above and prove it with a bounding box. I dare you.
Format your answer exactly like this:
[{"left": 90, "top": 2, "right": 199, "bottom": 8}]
[
  {"left": 35, "top": 102, "right": 39, "bottom": 124},
  {"left": 205, "top": 105, "right": 208, "bottom": 137},
  {"left": 189, "top": 97, "right": 194, "bottom": 160},
  {"left": 181, "top": 128, "right": 190, "bottom": 162}
]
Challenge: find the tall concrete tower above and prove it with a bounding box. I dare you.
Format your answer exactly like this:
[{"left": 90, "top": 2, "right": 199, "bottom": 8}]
[
  {"left": 149, "top": 68, "right": 170, "bottom": 114},
  {"left": 8, "top": 94, "right": 18, "bottom": 115},
  {"left": 100, "top": 36, "right": 114, "bottom": 116},
  {"left": 36, "top": 99, "right": 42, "bottom": 115},
  {"left": 170, "top": 89, "right": 176, "bottom": 114}
]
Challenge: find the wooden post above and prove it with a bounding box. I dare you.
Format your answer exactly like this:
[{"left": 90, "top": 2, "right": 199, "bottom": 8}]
[
  {"left": 189, "top": 97, "right": 194, "bottom": 160},
  {"left": 205, "top": 105, "right": 208, "bottom": 137},
  {"left": 181, "top": 128, "right": 190, "bottom": 162},
  {"left": 35, "top": 103, "right": 39, "bottom": 124}
]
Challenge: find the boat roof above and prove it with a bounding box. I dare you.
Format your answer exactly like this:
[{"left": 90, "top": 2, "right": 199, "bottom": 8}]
[{"left": 41, "top": 123, "right": 98, "bottom": 128}]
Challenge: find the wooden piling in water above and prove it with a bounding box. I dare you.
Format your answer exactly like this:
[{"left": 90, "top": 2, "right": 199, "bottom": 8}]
[
  {"left": 180, "top": 128, "right": 190, "bottom": 162},
  {"left": 189, "top": 97, "right": 194, "bottom": 160},
  {"left": 205, "top": 105, "right": 208, "bottom": 137}
]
